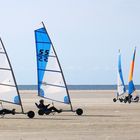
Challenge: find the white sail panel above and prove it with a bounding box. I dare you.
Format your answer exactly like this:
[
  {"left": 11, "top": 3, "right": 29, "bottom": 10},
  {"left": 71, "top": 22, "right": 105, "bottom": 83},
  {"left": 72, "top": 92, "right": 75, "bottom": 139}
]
[
  {"left": 40, "top": 84, "right": 69, "bottom": 103},
  {"left": 49, "top": 46, "right": 55, "bottom": 56},
  {"left": 0, "top": 85, "right": 18, "bottom": 103},
  {"left": 117, "top": 71, "right": 125, "bottom": 96},
  {"left": 47, "top": 56, "right": 61, "bottom": 71},
  {"left": 0, "top": 39, "right": 21, "bottom": 104},
  {"left": 42, "top": 71, "right": 65, "bottom": 86},
  {"left": 0, "top": 70, "right": 15, "bottom": 85},
  {"left": 0, "top": 54, "right": 10, "bottom": 69},
  {"left": 0, "top": 43, "right": 5, "bottom": 53}
]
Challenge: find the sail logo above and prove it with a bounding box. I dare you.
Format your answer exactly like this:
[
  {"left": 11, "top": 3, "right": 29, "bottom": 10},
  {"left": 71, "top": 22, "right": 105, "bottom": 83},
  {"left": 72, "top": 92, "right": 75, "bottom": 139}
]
[
  {"left": 38, "top": 49, "right": 49, "bottom": 62},
  {"left": 64, "top": 96, "right": 70, "bottom": 104},
  {"left": 39, "top": 88, "right": 44, "bottom": 97},
  {"left": 14, "top": 96, "right": 20, "bottom": 104}
]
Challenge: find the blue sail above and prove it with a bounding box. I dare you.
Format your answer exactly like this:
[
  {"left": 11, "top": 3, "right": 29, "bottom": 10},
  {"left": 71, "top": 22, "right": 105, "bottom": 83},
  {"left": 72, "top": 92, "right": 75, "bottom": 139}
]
[
  {"left": 35, "top": 26, "right": 70, "bottom": 104},
  {"left": 35, "top": 27, "right": 51, "bottom": 97},
  {"left": 117, "top": 51, "right": 126, "bottom": 95}
]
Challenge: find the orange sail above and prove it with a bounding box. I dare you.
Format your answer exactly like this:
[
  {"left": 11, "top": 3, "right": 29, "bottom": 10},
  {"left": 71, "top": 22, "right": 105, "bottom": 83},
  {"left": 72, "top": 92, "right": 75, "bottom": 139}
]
[{"left": 128, "top": 48, "right": 136, "bottom": 94}]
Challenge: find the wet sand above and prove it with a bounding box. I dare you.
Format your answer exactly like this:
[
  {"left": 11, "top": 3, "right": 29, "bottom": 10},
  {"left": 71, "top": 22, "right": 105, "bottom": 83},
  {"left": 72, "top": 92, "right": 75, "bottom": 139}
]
[{"left": 0, "top": 90, "right": 140, "bottom": 140}]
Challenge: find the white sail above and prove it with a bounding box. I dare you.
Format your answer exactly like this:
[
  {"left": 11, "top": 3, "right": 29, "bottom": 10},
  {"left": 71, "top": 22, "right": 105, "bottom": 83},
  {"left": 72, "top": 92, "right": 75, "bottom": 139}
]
[
  {"left": 117, "top": 72, "right": 125, "bottom": 95},
  {"left": 35, "top": 23, "right": 71, "bottom": 104},
  {"left": 117, "top": 51, "right": 126, "bottom": 96},
  {"left": 0, "top": 38, "right": 21, "bottom": 105}
]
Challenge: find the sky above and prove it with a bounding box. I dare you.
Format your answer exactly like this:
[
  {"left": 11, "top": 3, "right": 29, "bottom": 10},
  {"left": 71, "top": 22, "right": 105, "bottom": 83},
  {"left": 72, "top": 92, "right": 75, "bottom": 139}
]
[{"left": 0, "top": 0, "right": 140, "bottom": 85}]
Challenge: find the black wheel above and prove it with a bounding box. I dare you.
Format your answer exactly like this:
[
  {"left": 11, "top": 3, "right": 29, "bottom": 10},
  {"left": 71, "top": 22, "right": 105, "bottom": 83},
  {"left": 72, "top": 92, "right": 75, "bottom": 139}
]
[
  {"left": 38, "top": 109, "right": 44, "bottom": 115},
  {"left": 124, "top": 99, "right": 127, "bottom": 103},
  {"left": 128, "top": 99, "right": 131, "bottom": 104},
  {"left": 120, "top": 98, "right": 123, "bottom": 102},
  {"left": 45, "top": 111, "right": 51, "bottom": 115},
  {"left": 27, "top": 111, "right": 35, "bottom": 118},
  {"left": 113, "top": 98, "right": 117, "bottom": 102},
  {"left": 76, "top": 108, "right": 83, "bottom": 115}
]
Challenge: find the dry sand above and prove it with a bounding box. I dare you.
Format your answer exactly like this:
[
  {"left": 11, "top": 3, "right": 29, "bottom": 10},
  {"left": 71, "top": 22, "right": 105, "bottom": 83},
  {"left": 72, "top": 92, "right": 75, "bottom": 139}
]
[{"left": 0, "top": 90, "right": 140, "bottom": 140}]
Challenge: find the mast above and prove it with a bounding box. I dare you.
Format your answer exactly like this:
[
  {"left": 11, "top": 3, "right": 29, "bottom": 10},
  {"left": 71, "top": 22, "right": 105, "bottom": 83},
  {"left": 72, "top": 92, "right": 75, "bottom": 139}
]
[
  {"left": 0, "top": 38, "right": 24, "bottom": 113},
  {"left": 117, "top": 49, "right": 120, "bottom": 98},
  {"left": 42, "top": 22, "right": 73, "bottom": 111},
  {"left": 35, "top": 30, "right": 40, "bottom": 97}
]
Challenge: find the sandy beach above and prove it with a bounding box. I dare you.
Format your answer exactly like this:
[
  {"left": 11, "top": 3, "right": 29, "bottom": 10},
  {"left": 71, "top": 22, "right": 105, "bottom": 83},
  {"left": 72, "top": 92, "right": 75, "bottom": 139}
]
[{"left": 0, "top": 90, "right": 140, "bottom": 140}]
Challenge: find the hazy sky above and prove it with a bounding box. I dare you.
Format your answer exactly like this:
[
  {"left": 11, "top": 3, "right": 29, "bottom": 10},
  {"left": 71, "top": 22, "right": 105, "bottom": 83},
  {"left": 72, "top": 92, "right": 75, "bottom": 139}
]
[{"left": 0, "top": 0, "right": 140, "bottom": 85}]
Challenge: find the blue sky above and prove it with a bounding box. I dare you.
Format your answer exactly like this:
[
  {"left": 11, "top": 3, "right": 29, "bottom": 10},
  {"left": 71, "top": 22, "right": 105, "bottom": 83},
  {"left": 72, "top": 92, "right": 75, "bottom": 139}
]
[{"left": 0, "top": 0, "right": 140, "bottom": 85}]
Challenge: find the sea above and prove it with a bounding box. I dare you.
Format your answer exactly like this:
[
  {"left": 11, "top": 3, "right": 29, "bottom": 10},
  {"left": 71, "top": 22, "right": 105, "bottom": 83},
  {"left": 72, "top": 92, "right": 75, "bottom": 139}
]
[{"left": 18, "top": 85, "right": 140, "bottom": 90}]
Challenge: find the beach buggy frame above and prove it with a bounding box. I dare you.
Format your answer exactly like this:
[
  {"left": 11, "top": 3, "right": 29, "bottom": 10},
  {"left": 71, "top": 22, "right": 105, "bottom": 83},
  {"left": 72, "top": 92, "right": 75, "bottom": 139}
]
[
  {"left": 0, "top": 38, "right": 35, "bottom": 118},
  {"left": 35, "top": 22, "right": 83, "bottom": 116}
]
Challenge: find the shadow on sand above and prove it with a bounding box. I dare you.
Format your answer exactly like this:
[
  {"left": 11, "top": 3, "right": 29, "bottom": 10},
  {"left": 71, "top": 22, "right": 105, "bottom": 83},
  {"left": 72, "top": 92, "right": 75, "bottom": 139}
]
[
  {"left": 0, "top": 116, "right": 73, "bottom": 120},
  {"left": 0, "top": 114, "right": 121, "bottom": 120},
  {"left": 81, "top": 114, "right": 121, "bottom": 117}
]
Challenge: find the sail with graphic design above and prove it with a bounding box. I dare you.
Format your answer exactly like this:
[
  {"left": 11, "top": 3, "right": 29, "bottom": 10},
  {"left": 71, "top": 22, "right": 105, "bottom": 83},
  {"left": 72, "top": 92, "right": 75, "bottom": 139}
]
[
  {"left": 128, "top": 48, "right": 136, "bottom": 95},
  {"left": 0, "top": 38, "right": 23, "bottom": 112},
  {"left": 35, "top": 22, "right": 73, "bottom": 109},
  {"left": 117, "top": 50, "right": 126, "bottom": 96}
]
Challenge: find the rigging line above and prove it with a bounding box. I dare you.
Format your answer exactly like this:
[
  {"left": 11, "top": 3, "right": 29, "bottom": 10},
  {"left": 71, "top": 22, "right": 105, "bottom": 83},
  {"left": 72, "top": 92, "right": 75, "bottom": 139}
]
[
  {"left": 0, "top": 68, "right": 11, "bottom": 71},
  {"left": 36, "top": 41, "right": 50, "bottom": 44},
  {"left": 38, "top": 68, "right": 61, "bottom": 73},
  {"left": 0, "top": 52, "right": 5, "bottom": 54},
  {"left": 35, "top": 30, "right": 46, "bottom": 34},
  {"left": 0, "top": 83, "right": 16, "bottom": 87},
  {"left": 39, "top": 82, "right": 65, "bottom": 88}
]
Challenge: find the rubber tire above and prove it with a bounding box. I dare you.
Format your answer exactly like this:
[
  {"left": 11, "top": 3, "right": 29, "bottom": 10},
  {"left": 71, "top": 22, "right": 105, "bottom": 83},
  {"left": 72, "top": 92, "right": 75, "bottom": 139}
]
[
  {"left": 119, "top": 98, "right": 123, "bottom": 102},
  {"left": 124, "top": 99, "right": 127, "bottom": 103},
  {"left": 119, "top": 98, "right": 122, "bottom": 102},
  {"left": 45, "top": 111, "right": 52, "bottom": 115},
  {"left": 76, "top": 108, "right": 83, "bottom": 116},
  {"left": 128, "top": 99, "right": 131, "bottom": 104},
  {"left": 27, "top": 111, "right": 35, "bottom": 118},
  {"left": 38, "top": 109, "right": 44, "bottom": 115},
  {"left": 113, "top": 98, "right": 117, "bottom": 102}
]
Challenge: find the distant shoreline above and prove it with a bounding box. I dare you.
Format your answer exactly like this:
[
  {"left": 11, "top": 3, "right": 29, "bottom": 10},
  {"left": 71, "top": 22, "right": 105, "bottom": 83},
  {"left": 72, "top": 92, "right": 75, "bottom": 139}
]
[{"left": 17, "top": 85, "right": 140, "bottom": 90}]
